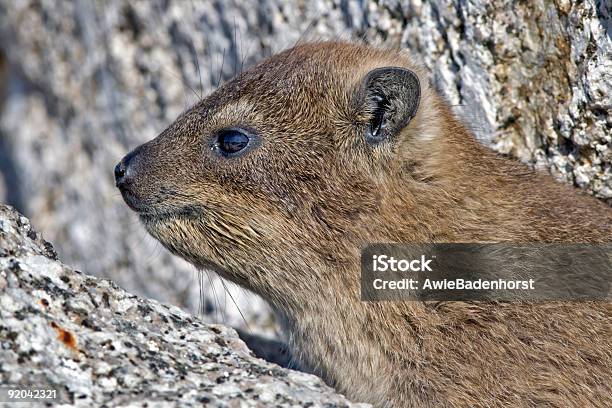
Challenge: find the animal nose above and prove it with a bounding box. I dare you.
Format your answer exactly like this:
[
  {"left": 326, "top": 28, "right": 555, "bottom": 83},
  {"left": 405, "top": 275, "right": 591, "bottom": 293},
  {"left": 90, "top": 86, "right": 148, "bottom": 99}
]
[
  {"left": 114, "top": 161, "right": 127, "bottom": 186},
  {"left": 114, "top": 149, "right": 139, "bottom": 188}
]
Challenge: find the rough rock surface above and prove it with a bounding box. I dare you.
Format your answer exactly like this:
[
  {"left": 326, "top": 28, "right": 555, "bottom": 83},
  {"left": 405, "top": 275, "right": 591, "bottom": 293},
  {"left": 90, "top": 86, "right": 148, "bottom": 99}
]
[
  {"left": 0, "top": 0, "right": 609, "bottom": 333},
  {"left": 0, "top": 204, "right": 368, "bottom": 407},
  {"left": 396, "top": 0, "right": 612, "bottom": 201}
]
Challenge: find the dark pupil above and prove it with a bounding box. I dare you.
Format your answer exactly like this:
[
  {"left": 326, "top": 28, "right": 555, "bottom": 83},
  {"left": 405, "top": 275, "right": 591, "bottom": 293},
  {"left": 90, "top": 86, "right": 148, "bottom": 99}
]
[{"left": 219, "top": 130, "right": 249, "bottom": 154}]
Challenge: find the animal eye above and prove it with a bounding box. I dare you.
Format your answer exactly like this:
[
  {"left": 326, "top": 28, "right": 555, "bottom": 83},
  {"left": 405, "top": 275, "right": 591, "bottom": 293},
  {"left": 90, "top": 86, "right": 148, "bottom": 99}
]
[{"left": 215, "top": 129, "right": 250, "bottom": 156}]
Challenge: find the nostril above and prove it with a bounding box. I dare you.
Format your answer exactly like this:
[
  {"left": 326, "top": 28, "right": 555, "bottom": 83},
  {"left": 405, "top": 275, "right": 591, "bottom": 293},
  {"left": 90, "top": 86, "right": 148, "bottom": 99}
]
[
  {"left": 116, "top": 147, "right": 143, "bottom": 189},
  {"left": 114, "top": 161, "right": 127, "bottom": 187}
]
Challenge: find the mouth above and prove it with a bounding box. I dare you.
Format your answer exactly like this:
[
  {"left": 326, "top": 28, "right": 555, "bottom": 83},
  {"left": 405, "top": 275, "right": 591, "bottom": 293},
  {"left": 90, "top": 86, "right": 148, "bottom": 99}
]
[
  {"left": 118, "top": 184, "right": 204, "bottom": 220},
  {"left": 119, "top": 189, "right": 151, "bottom": 213},
  {"left": 137, "top": 204, "right": 206, "bottom": 224}
]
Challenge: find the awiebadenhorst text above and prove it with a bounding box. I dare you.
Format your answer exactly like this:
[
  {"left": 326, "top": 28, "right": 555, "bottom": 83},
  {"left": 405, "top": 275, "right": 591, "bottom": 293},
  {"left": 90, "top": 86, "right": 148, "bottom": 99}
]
[{"left": 370, "top": 254, "right": 535, "bottom": 291}]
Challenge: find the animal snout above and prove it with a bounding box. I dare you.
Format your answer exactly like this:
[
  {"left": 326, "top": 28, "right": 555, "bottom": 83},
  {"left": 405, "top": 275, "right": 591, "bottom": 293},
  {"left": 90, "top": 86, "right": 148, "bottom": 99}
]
[
  {"left": 115, "top": 144, "right": 167, "bottom": 213},
  {"left": 115, "top": 148, "right": 141, "bottom": 189}
]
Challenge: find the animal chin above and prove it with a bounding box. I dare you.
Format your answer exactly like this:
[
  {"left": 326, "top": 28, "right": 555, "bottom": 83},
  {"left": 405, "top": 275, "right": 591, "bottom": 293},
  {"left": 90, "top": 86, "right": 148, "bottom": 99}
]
[
  {"left": 140, "top": 216, "right": 198, "bottom": 260},
  {"left": 138, "top": 214, "right": 174, "bottom": 244},
  {"left": 142, "top": 216, "right": 251, "bottom": 288}
]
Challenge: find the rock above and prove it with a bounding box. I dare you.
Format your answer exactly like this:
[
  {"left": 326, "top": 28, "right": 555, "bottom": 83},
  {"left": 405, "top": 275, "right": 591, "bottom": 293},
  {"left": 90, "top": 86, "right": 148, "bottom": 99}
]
[
  {"left": 398, "top": 0, "right": 611, "bottom": 202},
  {"left": 0, "top": 0, "right": 609, "bottom": 334},
  {"left": 0, "top": 204, "right": 368, "bottom": 407}
]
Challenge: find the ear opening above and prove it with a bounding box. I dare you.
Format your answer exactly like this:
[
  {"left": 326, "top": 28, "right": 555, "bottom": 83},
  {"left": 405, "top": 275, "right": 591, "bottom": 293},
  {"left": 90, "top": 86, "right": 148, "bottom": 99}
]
[{"left": 358, "top": 67, "right": 421, "bottom": 145}]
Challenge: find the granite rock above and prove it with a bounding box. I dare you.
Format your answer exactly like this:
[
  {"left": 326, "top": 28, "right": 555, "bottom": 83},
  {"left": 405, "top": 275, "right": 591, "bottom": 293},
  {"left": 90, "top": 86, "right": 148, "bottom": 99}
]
[
  {"left": 398, "top": 0, "right": 611, "bottom": 201},
  {"left": 0, "top": 204, "right": 369, "bottom": 407}
]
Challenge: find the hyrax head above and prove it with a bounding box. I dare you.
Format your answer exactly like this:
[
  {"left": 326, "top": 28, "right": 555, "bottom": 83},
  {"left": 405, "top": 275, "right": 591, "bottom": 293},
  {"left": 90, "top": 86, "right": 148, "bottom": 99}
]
[{"left": 115, "top": 42, "right": 424, "bottom": 298}]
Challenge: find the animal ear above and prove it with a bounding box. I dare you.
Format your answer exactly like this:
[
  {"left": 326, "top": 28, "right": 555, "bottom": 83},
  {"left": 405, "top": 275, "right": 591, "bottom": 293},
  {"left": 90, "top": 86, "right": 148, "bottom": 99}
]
[{"left": 357, "top": 67, "right": 421, "bottom": 145}]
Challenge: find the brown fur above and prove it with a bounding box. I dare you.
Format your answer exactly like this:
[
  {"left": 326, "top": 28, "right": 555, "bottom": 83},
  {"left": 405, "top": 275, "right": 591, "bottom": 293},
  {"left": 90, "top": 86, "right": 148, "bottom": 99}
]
[{"left": 118, "top": 42, "right": 612, "bottom": 407}]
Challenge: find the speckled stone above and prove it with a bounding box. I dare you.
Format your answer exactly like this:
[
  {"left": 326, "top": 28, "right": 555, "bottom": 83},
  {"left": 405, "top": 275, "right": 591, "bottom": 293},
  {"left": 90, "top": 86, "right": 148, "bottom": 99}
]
[
  {"left": 0, "top": 204, "right": 369, "bottom": 407},
  {"left": 398, "top": 0, "right": 611, "bottom": 202}
]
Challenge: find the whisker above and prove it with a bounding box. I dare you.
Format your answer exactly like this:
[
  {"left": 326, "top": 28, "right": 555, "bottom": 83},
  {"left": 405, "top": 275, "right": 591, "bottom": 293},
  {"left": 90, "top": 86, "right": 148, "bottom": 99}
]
[
  {"left": 217, "top": 48, "right": 226, "bottom": 88},
  {"left": 188, "top": 0, "right": 204, "bottom": 100},
  {"left": 150, "top": 1, "right": 200, "bottom": 105},
  {"left": 220, "top": 278, "right": 252, "bottom": 333},
  {"left": 189, "top": 38, "right": 204, "bottom": 101},
  {"left": 198, "top": 268, "right": 204, "bottom": 316},
  {"left": 205, "top": 269, "right": 225, "bottom": 323},
  {"left": 293, "top": 11, "right": 321, "bottom": 49},
  {"left": 156, "top": 65, "right": 201, "bottom": 106},
  {"left": 204, "top": 34, "right": 215, "bottom": 93},
  {"left": 233, "top": 16, "right": 238, "bottom": 77},
  {"left": 238, "top": 21, "right": 248, "bottom": 75},
  {"left": 240, "top": 36, "right": 253, "bottom": 75}
]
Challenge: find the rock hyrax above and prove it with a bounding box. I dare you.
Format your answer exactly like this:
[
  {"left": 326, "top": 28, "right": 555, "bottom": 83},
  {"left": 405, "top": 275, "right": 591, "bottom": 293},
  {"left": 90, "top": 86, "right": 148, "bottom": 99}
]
[{"left": 116, "top": 42, "right": 612, "bottom": 407}]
